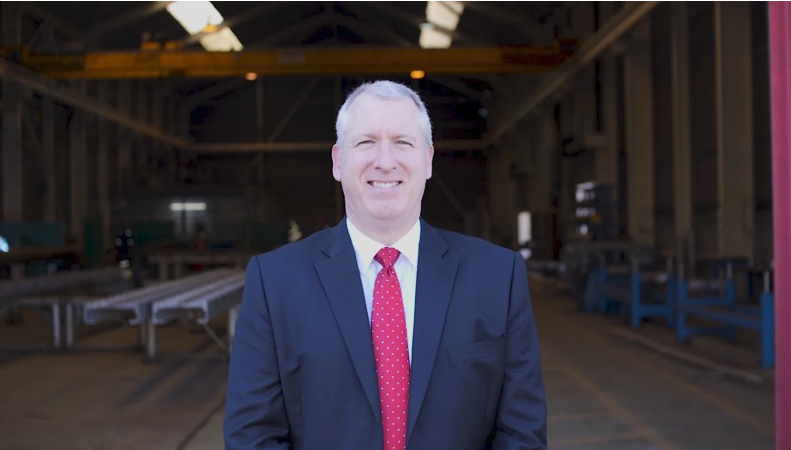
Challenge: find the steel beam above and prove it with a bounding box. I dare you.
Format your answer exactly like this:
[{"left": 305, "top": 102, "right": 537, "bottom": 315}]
[
  {"left": 341, "top": 5, "right": 414, "bottom": 47},
  {"left": 17, "top": 45, "right": 575, "bottom": 79},
  {"left": 182, "top": 12, "right": 349, "bottom": 109},
  {"left": 359, "top": 1, "right": 477, "bottom": 44},
  {"left": 0, "top": 58, "right": 189, "bottom": 147},
  {"left": 769, "top": 3, "right": 791, "bottom": 449},
  {"left": 430, "top": 173, "right": 466, "bottom": 218},
  {"left": 461, "top": 1, "right": 554, "bottom": 44},
  {"left": 20, "top": 2, "right": 81, "bottom": 39},
  {"left": 267, "top": 77, "right": 319, "bottom": 142},
  {"left": 486, "top": 1, "right": 660, "bottom": 144},
  {"left": 181, "top": 2, "right": 286, "bottom": 46},
  {"left": 83, "top": 2, "right": 172, "bottom": 45}
]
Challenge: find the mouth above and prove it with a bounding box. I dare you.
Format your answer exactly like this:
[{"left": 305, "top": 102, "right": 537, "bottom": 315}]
[{"left": 368, "top": 181, "right": 402, "bottom": 189}]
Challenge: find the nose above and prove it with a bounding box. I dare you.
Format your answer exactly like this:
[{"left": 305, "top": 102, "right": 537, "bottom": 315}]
[{"left": 373, "top": 139, "right": 397, "bottom": 171}]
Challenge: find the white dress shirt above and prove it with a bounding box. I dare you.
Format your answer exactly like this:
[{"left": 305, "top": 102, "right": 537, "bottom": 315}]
[{"left": 346, "top": 218, "right": 420, "bottom": 363}]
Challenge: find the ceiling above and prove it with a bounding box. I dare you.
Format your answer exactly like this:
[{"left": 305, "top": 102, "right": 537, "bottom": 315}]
[{"left": 18, "top": 2, "right": 570, "bottom": 145}]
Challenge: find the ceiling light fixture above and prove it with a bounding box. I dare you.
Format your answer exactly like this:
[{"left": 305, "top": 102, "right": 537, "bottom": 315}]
[{"left": 166, "top": 1, "right": 243, "bottom": 52}]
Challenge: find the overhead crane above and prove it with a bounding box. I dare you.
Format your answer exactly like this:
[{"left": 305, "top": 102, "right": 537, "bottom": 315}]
[{"left": 2, "top": 40, "right": 580, "bottom": 79}]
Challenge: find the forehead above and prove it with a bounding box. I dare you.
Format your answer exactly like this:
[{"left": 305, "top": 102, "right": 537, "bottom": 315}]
[{"left": 345, "top": 94, "right": 423, "bottom": 132}]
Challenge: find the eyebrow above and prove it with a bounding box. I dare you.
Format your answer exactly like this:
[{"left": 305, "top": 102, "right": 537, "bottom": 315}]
[{"left": 357, "top": 134, "right": 417, "bottom": 141}]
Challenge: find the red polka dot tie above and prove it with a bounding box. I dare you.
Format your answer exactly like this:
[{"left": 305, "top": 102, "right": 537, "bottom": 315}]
[{"left": 372, "top": 247, "right": 410, "bottom": 450}]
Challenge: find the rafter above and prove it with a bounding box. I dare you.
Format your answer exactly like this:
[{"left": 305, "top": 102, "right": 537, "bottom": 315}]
[
  {"left": 359, "top": 2, "right": 479, "bottom": 44},
  {"left": 180, "top": 2, "right": 287, "bottom": 46},
  {"left": 462, "top": 2, "right": 555, "bottom": 44},
  {"left": 267, "top": 77, "right": 320, "bottom": 142},
  {"left": 0, "top": 58, "right": 188, "bottom": 147},
  {"left": 183, "top": 12, "right": 333, "bottom": 109},
  {"left": 21, "top": 2, "right": 81, "bottom": 39},
  {"left": 486, "top": 1, "right": 660, "bottom": 144},
  {"left": 426, "top": 75, "right": 491, "bottom": 105},
  {"left": 83, "top": 1, "right": 172, "bottom": 45},
  {"left": 342, "top": 4, "right": 415, "bottom": 47}
]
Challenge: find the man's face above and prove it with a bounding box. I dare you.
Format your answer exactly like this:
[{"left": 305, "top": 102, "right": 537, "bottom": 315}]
[{"left": 332, "top": 94, "right": 434, "bottom": 230}]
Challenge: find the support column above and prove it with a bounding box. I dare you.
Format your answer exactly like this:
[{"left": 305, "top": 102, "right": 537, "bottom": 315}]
[
  {"left": 117, "top": 81, "right": 133, "bottom": 192},
  {"left": 715, "top": 1, "right": 754, "bottom": 260},
  {"left": 487, "top": 141, "right": 518, "bottom": 249},
  {"left": 135, "top": 81, "right": 149, "bottom": 180},
  {"left": 558, "top": 96, "right": 575, "bottom": 243},
  {"left": 151, "top": 85, "right": 164, "bottom": 183},
  {"left": 167, "top": 96, "right": 180, "bottom": 182},
  {"left": 671, "top": 2, "right": 694, "bottom": 273},
  {"left": 598, "top": 1, "right": 619, "bottom": 187},
  {"left": 40, "top": 23, "right": 57, "bottom": 223},
  {"left": 768, "top": 4, "right": 791, "bottom": 447},
  {"left": 2, "top": 77, "right": 23, "bottom": 223},
  {"left": 256, "top": 77, "right": 266, "bottom": 188},
  {"left": 528, "top": 111, "right": 556, "bottom": 259},
  {"left": 97, "top": 81, "right": 111, "bottom": 259},
  {"left": 572, "top": 1, "right": 597, "bottom": 146},
  {"left": 2, "top": 2, "right": 23, "bottom": 222},
  {"left": 625, "top": 18, "right": 654, "bottom": 246},
  {"left": 69, "top": 97, "right": 87, "bottom": 247},
  {"left": 42, "top": 98, "right": 56, "bottom": 222}
]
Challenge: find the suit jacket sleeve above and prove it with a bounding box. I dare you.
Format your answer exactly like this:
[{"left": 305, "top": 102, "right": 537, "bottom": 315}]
[
  {"left": 224, "top": 256, "right": 291, "bottom": 450},
  {"left": 490, "top": 252, "right": 548, "bottom": 450}
]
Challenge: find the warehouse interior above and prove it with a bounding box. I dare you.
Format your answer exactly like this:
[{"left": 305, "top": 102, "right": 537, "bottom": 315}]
[{"left": 0, "top": 1, "right": 788, "bottom": 449}]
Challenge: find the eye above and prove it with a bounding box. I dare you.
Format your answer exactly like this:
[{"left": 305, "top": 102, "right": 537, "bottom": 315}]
[
  {"left": 356, "top": 140, "right": 374, "bottom": 146},
  {"left": 396, "top": 140, "right": 413, "bottom": 146}
]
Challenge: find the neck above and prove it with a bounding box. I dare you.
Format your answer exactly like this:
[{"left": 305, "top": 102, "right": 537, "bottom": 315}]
[{"left": 346, "top": 213, "right": 419, "bottom": 246}]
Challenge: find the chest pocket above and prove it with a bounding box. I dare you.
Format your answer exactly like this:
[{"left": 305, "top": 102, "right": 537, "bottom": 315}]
[{"left": 447, "top": 336, "right": 506, "bottom": 366}]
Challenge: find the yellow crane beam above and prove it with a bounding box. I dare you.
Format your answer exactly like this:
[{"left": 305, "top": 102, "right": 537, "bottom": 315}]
[{"left": 7, "top": 41, "right": 579, "bottom": 79}]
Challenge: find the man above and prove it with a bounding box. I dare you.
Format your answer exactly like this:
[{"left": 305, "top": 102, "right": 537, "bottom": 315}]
[{"left": 224, "top": 80, "right": 547, "bottom": 450}]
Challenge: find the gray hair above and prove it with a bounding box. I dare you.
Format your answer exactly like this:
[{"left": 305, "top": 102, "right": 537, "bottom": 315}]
[{"left": 335, "top": 80, "right": 433, "bottom": 149}]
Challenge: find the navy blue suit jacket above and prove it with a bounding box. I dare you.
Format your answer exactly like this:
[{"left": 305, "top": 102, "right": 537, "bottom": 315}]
[{"left": 224, "top": 218, "right": 547, "bottom": 450}]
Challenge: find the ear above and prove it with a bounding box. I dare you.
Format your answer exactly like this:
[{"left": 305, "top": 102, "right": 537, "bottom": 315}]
[
  {"left": 331, "top": 144, "right": 342, "bottom": 182},
  {"left": 425, "top": 145, "right": 435, "bottom": 179}
]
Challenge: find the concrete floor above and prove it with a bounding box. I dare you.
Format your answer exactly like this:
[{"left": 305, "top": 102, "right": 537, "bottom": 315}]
[{"left": 0, "top": 278, "right": 776, "bottom": 450}]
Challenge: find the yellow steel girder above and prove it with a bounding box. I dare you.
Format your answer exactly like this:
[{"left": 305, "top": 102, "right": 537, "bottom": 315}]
[{"left": 11, "top": 42, "right": 580, "bottom": 79}]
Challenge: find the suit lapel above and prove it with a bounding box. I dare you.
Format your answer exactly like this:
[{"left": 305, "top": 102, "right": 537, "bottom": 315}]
[
  {"left": 407, "top": 220, "right": 458, "bottom": 441},
  {"left": 314, "top": 220, "right": 382, "bottom": 425}
]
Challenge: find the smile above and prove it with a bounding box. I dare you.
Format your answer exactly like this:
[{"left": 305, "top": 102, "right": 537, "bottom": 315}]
[{"left": 369, "top": 181, "right": 402, "bottom": 189}]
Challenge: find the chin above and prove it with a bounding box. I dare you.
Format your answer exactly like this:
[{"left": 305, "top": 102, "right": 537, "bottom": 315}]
[{"left": 366, "top": 203, "right": 409, "bottom": 222}]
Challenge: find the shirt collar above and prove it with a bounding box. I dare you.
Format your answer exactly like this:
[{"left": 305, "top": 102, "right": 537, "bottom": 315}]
[{"left": 346, "top": 218, "right": 421, "bottom": 272}]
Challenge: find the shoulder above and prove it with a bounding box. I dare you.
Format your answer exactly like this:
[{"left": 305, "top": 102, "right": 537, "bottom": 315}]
[{"left": 433, "top": 227, "right": 518, "bottom": 266}]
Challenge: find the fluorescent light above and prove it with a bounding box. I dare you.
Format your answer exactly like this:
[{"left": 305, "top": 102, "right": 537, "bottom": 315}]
[
  {"left": 419, "top": 27, "right": 452, "bottom": 49},
  {"left": 420, "top": 1, "right": 464, "bottom": 49},
  {"left": 167, "top": 1, "right": 243, "bottom": 52},
  {"left": 200, "top": 27, "right": 243, "bottom": 52},
  {"left": 426, "top": 1, "right": 464, "bottom": 31},
  {"left": 167, "top": 1, "right": 223, "bottom": 35},
  {"left": 170, "top": 202, "right": 207, "bottom": 211}
]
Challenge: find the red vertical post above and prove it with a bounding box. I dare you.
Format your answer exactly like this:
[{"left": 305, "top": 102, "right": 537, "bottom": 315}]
[{"left": 769, "top": 3, "right": 791, "bottom": 449}]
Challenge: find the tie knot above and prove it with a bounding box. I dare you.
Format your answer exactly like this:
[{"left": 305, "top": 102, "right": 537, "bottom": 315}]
[{"left": 374, "top": 247, "right": 400, "bottom": 268}]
